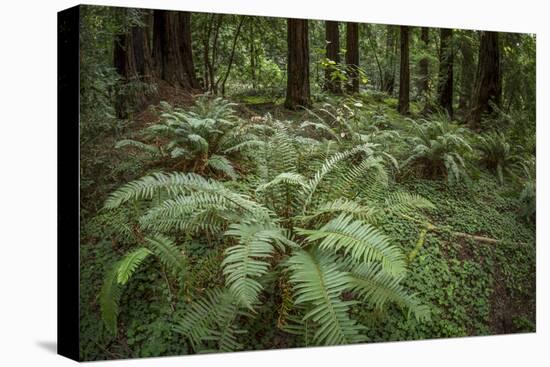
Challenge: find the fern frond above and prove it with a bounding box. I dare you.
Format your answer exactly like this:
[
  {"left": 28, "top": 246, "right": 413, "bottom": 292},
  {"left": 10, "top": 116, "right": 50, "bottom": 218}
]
[
  {"left": 384, "top": 192, "right": 435, "bottom": 215},
  {"left": 99, "top": 264, "right": 122, "bottom": 335},
  {"left": 174, "top": 288, "right": 245, "bottom": 352},
  {"left": 256, "top": 172, "right": 309, "bottom": 193},
  {"left": 296, "top": 214, "right": 406, "bottom": 276},
  {"left": 347, "top": 263, "right": 430, "bottom": 321},
  {"left": 145, "top": 235, "right": 186, "bottom": 275},
  {"left": 222, "top": 222, "right": 286, "bottom": 308},
  {"left": 302, "top": 143, "right": 374, "bottom": 212},
  {"left": 287, "top": 249, "right": 365, "bottom": 345},
  {"left": 116, "top": 247, "right": 152, "bottom": 285},
  {"left": 104, "top": 172, "right": 271, "bottom": 220},
  {"left": 115, "top": 139, "right": 161, "bottom": 157},
  {"left": 207, "top": 154, "right": 238, "bottom": 179},
  {"left": 301, "top": 198, "right": 379, "bottom": 223}
]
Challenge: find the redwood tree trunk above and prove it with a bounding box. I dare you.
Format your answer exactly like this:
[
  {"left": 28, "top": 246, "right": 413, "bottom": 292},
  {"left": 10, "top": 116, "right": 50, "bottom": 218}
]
[
  {"left": 324, "top": 21, "right": 341, "bottom": 93},
  {"left": 469, "top": 31, "right": 501, "bottom": 128},
  {"left": 437, "top": 28, "right": 454, "bottom": 117},
  {"left": 345, "top": 22, "right": 360, "bottom": 93},
  {"left": 113, "top": 22, "right": 155, "bottom": 118},
  {"left": 152, "top": 10, "right": 198, "bottom": 89},
  {"left": 397, "top": 26, "right": 410, "bottom": 115},
  {"left": 177, "top": 12, "right": 200, "bottom": 89},
  {"left": 285, "top": 18, "right": 311, "bottom": 110}
]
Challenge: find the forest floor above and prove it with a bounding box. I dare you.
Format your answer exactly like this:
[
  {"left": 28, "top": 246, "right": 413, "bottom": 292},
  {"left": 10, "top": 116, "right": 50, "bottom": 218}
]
[{"left": 79, "top": 92, "right": 536, "bottom": 360}]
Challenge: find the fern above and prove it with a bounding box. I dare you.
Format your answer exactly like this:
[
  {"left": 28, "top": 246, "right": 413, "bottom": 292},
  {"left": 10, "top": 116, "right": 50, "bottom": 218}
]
[
  {"left": 116, "top": 247, "right": 152, "bottom": 285},
  {"left": 384, "top": 192, "right": 436, "bottom": 215},
  {"left": 476, "top": 131, "right": 526, "bottom": 185},
  {"left": 115, "top": 139, "right": 161, "bottom": 157},
  {"left": 287, "top": 249, "right": 366, "bottom": 345},
  {"left": 145, "top": 235, "right": 186, "bottom": 275},
  {"left": 222, "top": 222, "right": 285, "bottom": 308},
  {"left": 207, "top": 154, "right": 238, "bottom": 179},
  {"left": 302, "top": 143, "right": 374, "bottom": 212},
  {"left": 99, "top": 264, "right": 122, "bottom": 335},
  {"left": 403, "top": 119, "right": 473, "bottom": 184},
  {"left": 173, "top": 288, "right": 245, "bottom": 352},
  {"left": 347, "top": 263, "right": 430, "bottom": 321},
  {"left": 296, "top": 214, "right": 406, "bottom": 277},
  {"left": 300, "top": 198, "right": 380, "bottom": 224}
]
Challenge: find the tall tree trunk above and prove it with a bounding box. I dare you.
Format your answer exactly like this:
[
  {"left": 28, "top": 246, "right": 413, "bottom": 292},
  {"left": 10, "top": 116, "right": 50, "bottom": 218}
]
[
  {"left": 177, "top": 12, "right": 200, "bottom": 89},
  {"left": 285, "top": 18, "right": 311, "bottom": 110},
  {"left": 469, "top": 31, "right": 501, "bottom": 128},
  {"left": 152, "top": 10, "right": 198, "bottom": 89},
  {"left": 324, "top": 21, "right": 341, "bottom": 93},
  {"left": 437, "top": 28, "right": 454, "bottom": 118},
  {"left": 458, "top": 32, "right": 475, "bottom": 116},
  {"left": 398, "top": 26, "right": 410, "bottom": 115},
  {"left": 345, "top": 22, "right": 360, "bottom": 93},
  {"left": 113, "top": 21, "right": 155, "bottom": 118},
  {"left": 381, "top": 25, "right": 396, "bottom": 94},
  {"left": 418, "top": 27, "right": 430, "bottom": 96}
]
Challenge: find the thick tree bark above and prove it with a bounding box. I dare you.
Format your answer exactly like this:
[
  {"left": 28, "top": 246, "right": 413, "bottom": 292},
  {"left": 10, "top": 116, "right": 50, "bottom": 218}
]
[
  {"left": 345, "top": 22, "right": 360, "bottom": 93},
  {"left": 469, "top": 31, "right": 502, "bottom": 129},
  {"left": 177, "top": 12, "right": 200, "bottom": 89},
  {"left": 152, "top": 10, "right": 198, "bottom": 89},
  {"left": 469, "top": 31, "right": 501, "bottom": 128},
  {"left": 437, "top": 28, "right": 454, "bottom": 118},
  {"left": 418, "top": 27, "right": 430, "bottom": 96},
  {"left": 285, "top": 18, "right": 311, "bottom": 110},
  {"left": 324, "top": 21, "right": 341, "bottom": 93},
  {"left": 113, "top": 22, "right": 155, "bottom": 118},
  {"left": 397, "top": 26, "right": 410, "bottom": 115},
  {"left": 458, "top": 33, "right": 475, "bottom": 116}
]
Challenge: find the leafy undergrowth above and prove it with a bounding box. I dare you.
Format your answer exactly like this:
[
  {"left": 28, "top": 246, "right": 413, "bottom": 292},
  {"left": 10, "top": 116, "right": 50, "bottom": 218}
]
[{"left": 79, "top": 94, "right": 535, "bottom": 360}]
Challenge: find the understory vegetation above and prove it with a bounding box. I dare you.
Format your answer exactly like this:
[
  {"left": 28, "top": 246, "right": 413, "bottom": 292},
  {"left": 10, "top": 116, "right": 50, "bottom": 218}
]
[{"left": 79, "top": 5, "right": 535, "bottom": 361}]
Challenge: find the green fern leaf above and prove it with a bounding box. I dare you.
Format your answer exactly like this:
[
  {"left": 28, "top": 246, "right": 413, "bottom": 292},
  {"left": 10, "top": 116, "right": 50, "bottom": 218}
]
[
  {"left": 296, "top": 214, "right": 406, "bottom": 276},
  {"left": 99, "top": 264, "right": 122, "bottom": 335},
  {"left": 116, "top": 247, "right": 152, "bottom": 285},
  {"left": 223, "top": 222, "right": 285, "bottom": 308},
  {"left": 287, "top": 249, "right": 366, "bottom": 345},
  {"left": 145, "top": 235, "right": 186, "bottom": 275},
  {"left": 347, "top": 263, "right": 430, "bottom": 321}
]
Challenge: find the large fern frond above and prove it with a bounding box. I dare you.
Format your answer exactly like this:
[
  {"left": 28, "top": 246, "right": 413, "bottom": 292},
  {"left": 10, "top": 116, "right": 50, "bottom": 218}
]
[
  {"left": 173, "top": 288, "right": 244, "bottom": 352},
  {"left": 301, "top": 144, "right": 373, "bottom": 212},
  {"left": 99, "top": 264, "right": 122, "bottom": 335},
  {"left": 286, "top": 249, "right": 365, "bottom": 345},
  {"left": 115, "top": 139, "right": 161, "bottom": 157},
  {"left": 104, "top": 172, "right": 271, "bottom": 220},
  {"left": 207, "top": 154, "right": 238, "bottom": 179},
  {"left": 347, "top": 263, "right": 430, "bottom": 321},
  {"left": 301, "top": 198, "right": 380, "bottom": 224},
  {"left": 116, "top": 247, "right": 152, "bottom": 285},
  {"left": 145, "top": 235, "right": 186, "bottom": 276},
  {"left": 296, "top": 214, "right": 406, "bottom": 276},
  {"left": 384, "top": 192, "right": 435, "bottom": 215},
  {"left": 222, "top": 222, "right": 286, "bottom": 308}
]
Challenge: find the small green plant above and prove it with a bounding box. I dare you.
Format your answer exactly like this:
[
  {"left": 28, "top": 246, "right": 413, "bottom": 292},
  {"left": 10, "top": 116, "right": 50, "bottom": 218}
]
[
  {"left": 402, "top": 118, "right": 473, "bottom": 185},
  {"left": 475, "top": 131, "right": 527, "bottom": 185},
  {"left": 114, "top": 96, "right": 258, "bottom": 179}
]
